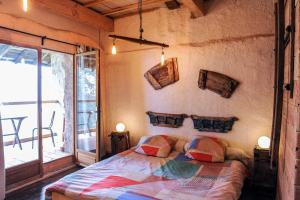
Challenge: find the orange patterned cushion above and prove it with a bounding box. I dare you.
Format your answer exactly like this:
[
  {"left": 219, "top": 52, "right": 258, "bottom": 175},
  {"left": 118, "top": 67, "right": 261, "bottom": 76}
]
[
  {"left": 185, "top": 137, "right": 225, "bottom": 162},
  {"left": 135, "top": 135, "right": 177, "bottom": 158}
]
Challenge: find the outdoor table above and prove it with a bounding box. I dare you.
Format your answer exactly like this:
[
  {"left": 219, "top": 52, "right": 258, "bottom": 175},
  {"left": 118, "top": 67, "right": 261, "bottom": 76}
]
[{"left": 1, "top": 116, "right": 28, "bottom": 150}]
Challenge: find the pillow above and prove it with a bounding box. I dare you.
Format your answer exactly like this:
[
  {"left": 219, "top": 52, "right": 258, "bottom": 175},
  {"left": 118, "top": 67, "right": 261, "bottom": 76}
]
[
  {"left": 137, "top": 135, "right": 149, "bottom": 146},
  {"left": 184, "top": 136, "right": 228, "bottom": 152},
  {"left": 137, "top": 135, "right": 179, "bottom": 148},
  {"left": 185, "top": 137, "right": 225, "bottom": 162},
  {"left": 184, "top": 142, "right": 190, "bottom": 152},
  {"left": 226, "top": 147, "right": 250, "bottom": 166},
  {"left": 191, "top": 136, "right": 229, "bottom": 147},
  {"left": 135, "top": 135, "right": 177, "bottom": 157},
  {"left": 174, "top": 139, "right": 187, "bottom": 152}
]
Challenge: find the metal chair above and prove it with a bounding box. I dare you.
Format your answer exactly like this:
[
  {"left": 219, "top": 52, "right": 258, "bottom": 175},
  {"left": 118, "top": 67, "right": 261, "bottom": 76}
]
[{"left": 32, "top": 111, "right": 56, "bottom": 148}]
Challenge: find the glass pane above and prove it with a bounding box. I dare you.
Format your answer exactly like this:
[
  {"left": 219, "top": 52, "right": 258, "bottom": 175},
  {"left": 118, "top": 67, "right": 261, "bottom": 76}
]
[
  {"left": 76, "top": 53, "right": 97, "bottom": 153},
  {"left": 41, "top": 50, "right": 74, "bottom": 163},
  {"left": 0, "top": 43, "right": 39, "bottom": 168}
]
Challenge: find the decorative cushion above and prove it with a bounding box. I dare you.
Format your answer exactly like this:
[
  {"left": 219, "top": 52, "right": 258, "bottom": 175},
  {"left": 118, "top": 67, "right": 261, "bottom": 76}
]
[
  {"left": 174, "top": 139, "right": 187, "bottom": 153},
  {"left": 135, "top": 135, "right": 177, "bottom": 158},
  {"left": 185, "top": 137, "right": 225, "bottom": 162},
  {"left": 226, "top": 147, "right": 250, "bottom": 166},
  {"left": 184, "top": 136, "right": 228, "bottom": 152},
  {"left": 137, "top": 136, "right": 149, "bottom": 146}
]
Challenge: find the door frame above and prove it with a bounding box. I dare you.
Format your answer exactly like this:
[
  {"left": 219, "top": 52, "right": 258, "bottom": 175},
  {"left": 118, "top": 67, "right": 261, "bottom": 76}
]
[
  {"left": 0, "top": 39, "right": 43, "bottom": 187},
  {"left": 0, "top": 40, "right": 78, "bottom": 190},
  {"left": 74, "top": 50, "right": 101, "bottom": 166},
  {"left": 41, "top": 49, "right": 76, "bottom": 174}
]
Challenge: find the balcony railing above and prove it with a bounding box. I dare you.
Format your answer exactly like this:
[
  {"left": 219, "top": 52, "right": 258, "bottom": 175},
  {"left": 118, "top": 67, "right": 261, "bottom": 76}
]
[{"left": 1, "top": 100, "right": 96, "bottom": 146}]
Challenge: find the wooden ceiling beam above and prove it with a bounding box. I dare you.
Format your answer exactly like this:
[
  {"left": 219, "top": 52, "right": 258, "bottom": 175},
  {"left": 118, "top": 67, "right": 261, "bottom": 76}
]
[
  {"left": 181, "top": 0, "right": 205, "bottom": 18},
  {"left": 84, "top": 0, "right": 107, "bottom": 8},
  {"left": 32, "top": 0, "right": 114, "bottom": 31},
  {"left": 103, "top": 0, "right": 166, "bottom": 16},
  {"left": 114, "top": 8, "right": 159, "bottom": 19}
]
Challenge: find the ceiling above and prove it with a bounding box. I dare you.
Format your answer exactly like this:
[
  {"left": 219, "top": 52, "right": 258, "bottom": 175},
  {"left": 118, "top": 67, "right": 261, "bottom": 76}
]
[
  {"left": 73, "top": 0, "right": 185, "bottom": 19},
  {"left": 0, "top": 44, "right": 73, "bottom": 66},
  {"left": 0, "top": 44, "right": 38, "bottom": 65}
]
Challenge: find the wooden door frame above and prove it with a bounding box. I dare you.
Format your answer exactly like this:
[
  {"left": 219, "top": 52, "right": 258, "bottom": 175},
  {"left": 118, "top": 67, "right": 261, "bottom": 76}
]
[
  {"left": 270, "top": 0, "right": 286, "bottom": 168},
  {"left": 0, "top": 39, "right": 77, "bottom": 190},
  {"left": 0, "top": 39, "right": 43, "bottom": 187},
  {"left": 41, "top": 49, "right": 76, "bottom": 174},
  {"left": 74, "top": 50, "right": 101, "bottom": 166}
]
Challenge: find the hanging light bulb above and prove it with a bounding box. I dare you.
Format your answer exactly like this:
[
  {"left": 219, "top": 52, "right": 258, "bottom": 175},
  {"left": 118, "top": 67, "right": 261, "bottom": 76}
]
[
  {"left": 112, "top": 39, "right": 117, "bottom": 55},
  {"left": 23, "top": 0, "right": 28, "bottom": 12},
  {"left": 161, "top": 47, "right": 165, "bottom": 65}
]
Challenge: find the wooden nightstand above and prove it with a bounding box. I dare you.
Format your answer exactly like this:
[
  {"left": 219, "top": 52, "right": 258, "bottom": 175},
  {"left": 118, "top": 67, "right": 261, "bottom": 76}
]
[
  {"left": 110, "top": 131, "right": 131, "bottom": 155},
  {"left": 252, "top": 146, "right": 277, "bottom": 198}
]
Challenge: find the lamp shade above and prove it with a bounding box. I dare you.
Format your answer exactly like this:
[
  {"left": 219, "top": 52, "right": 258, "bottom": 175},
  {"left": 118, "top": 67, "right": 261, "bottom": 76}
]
[
  {"left": 116, "top": 123, "right": 126, "bottom": 132},
  {"left": 258, "top": 136, "right": 270, "bottom": 149}
]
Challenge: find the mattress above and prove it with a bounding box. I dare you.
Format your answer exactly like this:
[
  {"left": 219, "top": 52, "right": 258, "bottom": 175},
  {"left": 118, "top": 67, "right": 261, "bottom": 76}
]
[{"left": 46, "top": 149, "right": 247, "bottom": 200}]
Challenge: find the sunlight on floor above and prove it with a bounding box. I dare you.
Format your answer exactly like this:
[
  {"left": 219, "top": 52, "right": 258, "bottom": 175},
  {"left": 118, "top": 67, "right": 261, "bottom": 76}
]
[{"left": 4, "top": 136, "right": 71, "bottom": 168}]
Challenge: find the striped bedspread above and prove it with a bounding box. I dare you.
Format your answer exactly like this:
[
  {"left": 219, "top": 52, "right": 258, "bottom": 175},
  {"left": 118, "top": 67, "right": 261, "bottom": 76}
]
[{"left": 46, "top": 149, "right": 247, "bottom": 200}]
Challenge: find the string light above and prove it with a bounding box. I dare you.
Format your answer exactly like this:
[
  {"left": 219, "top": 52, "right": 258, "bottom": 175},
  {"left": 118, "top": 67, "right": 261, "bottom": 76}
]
[
  {"left": 161, "top": 47, "right": 165, "bottom": 65},
  {"left": 23, "top": 0, "right": 28, "bottom": 12},
  {"left": 112, "top": 39, "right": 117, "bottom": 55}
]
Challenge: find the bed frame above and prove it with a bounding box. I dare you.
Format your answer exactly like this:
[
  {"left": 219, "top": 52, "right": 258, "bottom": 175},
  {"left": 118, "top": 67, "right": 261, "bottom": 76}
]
[{"left": 52, "top": 192, "right": 74, "bottom": 200}]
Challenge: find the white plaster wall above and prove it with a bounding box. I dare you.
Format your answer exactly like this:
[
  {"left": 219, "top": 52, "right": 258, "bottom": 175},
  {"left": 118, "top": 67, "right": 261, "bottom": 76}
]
[{"left": 103, "top": 0, "right": 275, "bottom": 155}]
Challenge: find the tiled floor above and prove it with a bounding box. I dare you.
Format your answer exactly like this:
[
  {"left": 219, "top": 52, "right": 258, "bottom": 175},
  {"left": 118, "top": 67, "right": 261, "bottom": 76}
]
[{"left": 4, "top": 136, "right": 71, "bottom": 168}]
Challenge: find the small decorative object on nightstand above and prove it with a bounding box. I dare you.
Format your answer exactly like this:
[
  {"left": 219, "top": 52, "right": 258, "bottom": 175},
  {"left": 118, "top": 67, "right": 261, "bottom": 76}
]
[
  {"left": 110, "top": 123, "right": 131, "bottom": 155},
  {"left": 252, "top": 144, "right": 276, "bottom": 198}
]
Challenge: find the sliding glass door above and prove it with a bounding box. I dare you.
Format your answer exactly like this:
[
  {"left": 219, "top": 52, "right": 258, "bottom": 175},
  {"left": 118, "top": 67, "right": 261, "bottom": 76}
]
[
  {"left": 0, "top": 42, "right": 77, "bottom": 186},
  {"left": 0, "top": 41, "right": 101, "bottom": 185},
  {"left": 41, "top": 50, "right": 74, "bottom": 164},
  {"left": 0, "top": 43, "right": 41, "bottom": 184},
  {"left": 75, "top": 51, "right": 100, "bottom": 166}
]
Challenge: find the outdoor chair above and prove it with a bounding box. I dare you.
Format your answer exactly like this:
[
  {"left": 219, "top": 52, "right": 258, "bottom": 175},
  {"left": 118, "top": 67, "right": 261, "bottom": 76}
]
[{"left": 32, "top": 111, "right": 56, "bottom": 148}]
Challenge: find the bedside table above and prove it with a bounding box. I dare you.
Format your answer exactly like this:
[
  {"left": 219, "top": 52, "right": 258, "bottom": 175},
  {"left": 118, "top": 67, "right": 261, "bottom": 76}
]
[
  {"left": 110, "top": 131, "right": 131, "bottom": 155},
  {"left": 252, "top": 146, "right": 277, "bottom": 198}
]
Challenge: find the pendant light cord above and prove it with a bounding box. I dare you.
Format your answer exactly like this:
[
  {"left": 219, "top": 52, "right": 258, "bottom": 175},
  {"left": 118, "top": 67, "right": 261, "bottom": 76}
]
[
  {"left": 109, "top": 0, "right": 169, "bottom": 48},
  {"left": 138, "top": 0, "right": 144, "bottom": 40}
]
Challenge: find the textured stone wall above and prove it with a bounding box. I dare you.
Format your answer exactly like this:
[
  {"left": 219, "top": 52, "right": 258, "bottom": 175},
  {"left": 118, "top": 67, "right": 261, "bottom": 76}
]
[{"left": 103, "top": 0, "right": 275, "bottom": 155}]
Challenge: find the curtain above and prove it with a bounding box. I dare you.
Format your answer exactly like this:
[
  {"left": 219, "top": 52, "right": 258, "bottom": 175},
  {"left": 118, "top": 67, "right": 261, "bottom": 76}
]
[{"left": 0, "top": 111, "right": 5, "bottom": 200}]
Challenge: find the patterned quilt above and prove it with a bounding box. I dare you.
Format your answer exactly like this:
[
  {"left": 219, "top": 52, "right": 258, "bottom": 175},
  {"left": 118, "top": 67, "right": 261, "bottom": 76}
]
[{"left": 46, "top": 149, "right": 247, "bottom": 200}]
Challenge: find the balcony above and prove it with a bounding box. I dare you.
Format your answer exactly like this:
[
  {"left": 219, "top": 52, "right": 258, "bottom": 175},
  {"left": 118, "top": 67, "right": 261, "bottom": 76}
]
[
  {"left": 1, "top": 99, "right": 97, "bottom": 168},
  {"left": 1, "top": 100, "right": 71, "bottom": 168},
  {"left": 0, "top": 44, "right": 98, "bottom": 169}
]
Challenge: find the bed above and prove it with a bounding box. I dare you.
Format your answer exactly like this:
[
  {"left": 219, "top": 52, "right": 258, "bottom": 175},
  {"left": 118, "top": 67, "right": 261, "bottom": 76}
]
[{"left": 46, "top": 148, "right": 247, "bottom": 200}]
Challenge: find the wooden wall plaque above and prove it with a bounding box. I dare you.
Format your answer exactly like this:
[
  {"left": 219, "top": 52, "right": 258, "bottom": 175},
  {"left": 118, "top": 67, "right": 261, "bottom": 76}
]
[
  {"left": 198, "top": 70, "right": 239, "bottom": 98},
  {"left": 191, "top": 115, "right": 238, "bottom": 133},
  {"left": 144, "top": 58, "right": 179, "bottom": 90},
  {"left": 146, "top": 111, "right": 188, "bottom": 128}
]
